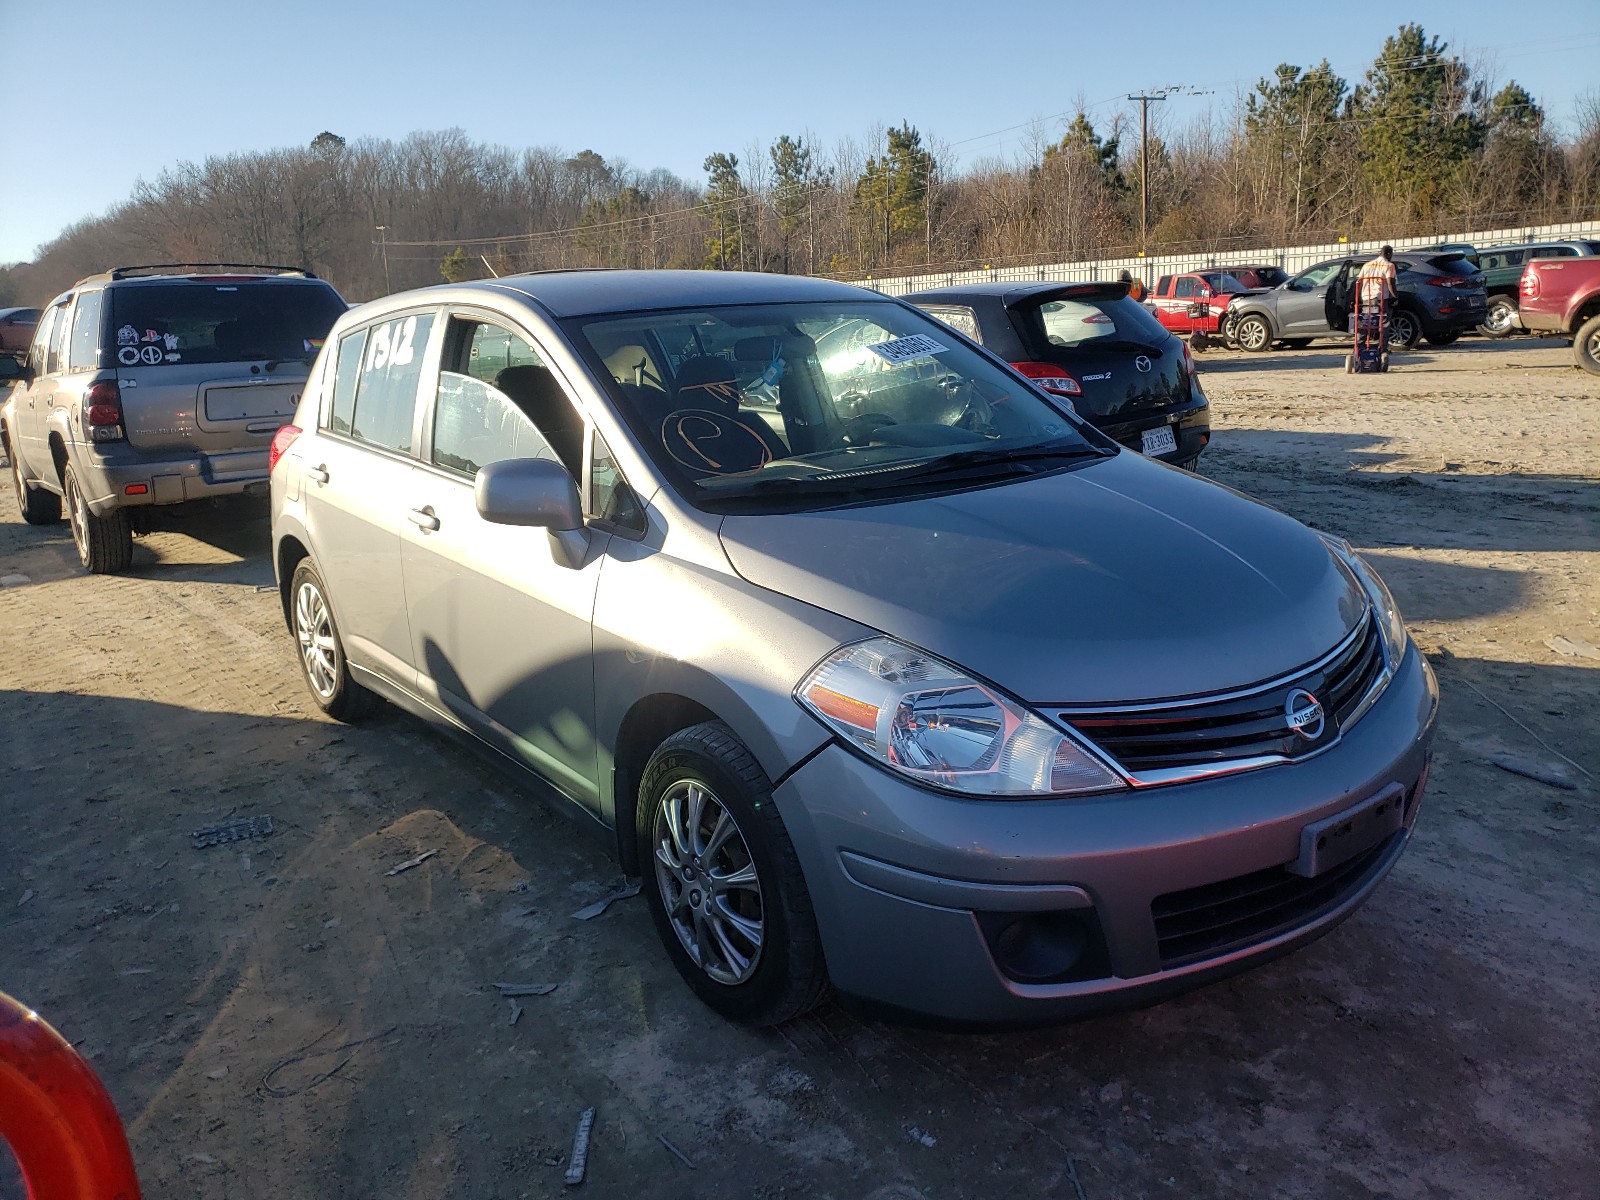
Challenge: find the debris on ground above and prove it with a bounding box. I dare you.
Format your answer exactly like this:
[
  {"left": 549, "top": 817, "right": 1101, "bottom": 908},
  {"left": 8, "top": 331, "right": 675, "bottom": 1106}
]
[
  {"left": 494, "top": 982, "right": 558, "bottom": 997},
  {"left": 191, "top": 815, "right": 274, "bottom": 849},
  {"left": 508, "top": 1000, "right": 523, "bottom": 1026},
  {"left": 572, "top": 882, "right": 640, "bottom": 921},
  {"left": 17, "top": 889, "right": 33, "bottom": 906},
  {"left": 908, "top": 1126, "right": 937, "bottom": 1148},
  {"left": 1544, "top": 634, "right": 1600, "bottom": 661},
  {"left": 565, "top": 1106, "right": 596, "bottom": 1185},
  {"left": 385, "top": 848, "right": 439, "bottom": 876},
  {"left": 0, "top": 574, "right": 31, "bottom": 587},
  {"left": 1489, "top": 754, "right": 1579, "bottom": 791},
  {"left": 657, "top": 1133, "right": 694, "bottom": 1168}
]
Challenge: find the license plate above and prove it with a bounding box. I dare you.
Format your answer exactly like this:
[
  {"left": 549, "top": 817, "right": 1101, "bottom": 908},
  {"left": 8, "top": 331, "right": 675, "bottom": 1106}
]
[
  {"left": 1140, "top": 425, "right": 1177, "bottom": 457},
  {"left": 1286, "top": 784, "right": 1406, "bottom": 878}
]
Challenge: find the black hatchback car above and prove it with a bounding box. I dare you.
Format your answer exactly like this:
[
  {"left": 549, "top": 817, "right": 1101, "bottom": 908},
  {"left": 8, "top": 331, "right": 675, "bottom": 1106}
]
[{"left": 901, "top": 282, "right": 1209, "bottom": 469}]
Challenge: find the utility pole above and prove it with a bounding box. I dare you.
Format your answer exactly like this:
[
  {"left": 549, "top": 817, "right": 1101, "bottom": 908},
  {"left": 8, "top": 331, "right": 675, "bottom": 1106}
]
[
  {"left": 1127, "top": 92, "right": 1169, "bottom": 256},
  {"left": 374, "top": 225, "right": 391, "bottom": 293}
]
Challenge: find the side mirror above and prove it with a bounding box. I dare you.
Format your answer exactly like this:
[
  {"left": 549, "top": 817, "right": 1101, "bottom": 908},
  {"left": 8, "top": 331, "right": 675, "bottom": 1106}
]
[{"left": 475, "top": 457, "right": 589, "bottom": 568}]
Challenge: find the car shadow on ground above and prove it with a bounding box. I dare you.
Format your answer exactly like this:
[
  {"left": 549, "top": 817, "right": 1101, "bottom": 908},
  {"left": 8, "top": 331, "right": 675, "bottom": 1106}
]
[{"left": 127, "top": 500, "right": 274, "bottom": 585}]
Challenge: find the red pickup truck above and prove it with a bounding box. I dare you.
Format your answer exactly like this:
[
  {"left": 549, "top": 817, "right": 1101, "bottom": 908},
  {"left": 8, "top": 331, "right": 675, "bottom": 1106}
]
[
  {"left": 1145, "top": 267, "right": 1281, "bottom": 345},
  {"left": 1519, "top": 257, "right": 1600, "bottom": 374}
]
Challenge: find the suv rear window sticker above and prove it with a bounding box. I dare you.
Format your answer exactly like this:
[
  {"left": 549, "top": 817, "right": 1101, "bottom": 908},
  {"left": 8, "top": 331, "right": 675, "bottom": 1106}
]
[
  {"left": 115, "top": 324, "right": 182, "bottom": 365},
  {"left": 865, "top": 333, "right": 949, "bottom": 365}
]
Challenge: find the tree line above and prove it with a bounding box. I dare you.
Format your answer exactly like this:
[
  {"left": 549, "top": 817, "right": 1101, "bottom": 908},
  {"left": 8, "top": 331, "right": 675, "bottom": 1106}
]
[{"left": 4, "top": 24, "right": 1598, "bottom": 308}]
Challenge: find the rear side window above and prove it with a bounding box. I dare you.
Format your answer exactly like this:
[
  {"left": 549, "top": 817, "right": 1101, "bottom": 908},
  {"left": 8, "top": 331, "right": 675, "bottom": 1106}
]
[
  {"left": 1482, "top": 249, "right": 1525, "bottom": 270},
  {"left": 1025, "top": 294, "right": 1171, "bottom": 350},
  {"left": 327, "top": 328, "right": 368, "bottom": 434},
  {"left": 46, "top": 303, "right": 72, "bottom": 374},
  {"left": 351, "top": 312, "right": 434, "bottom": 454},
  {"left": 28, "top": 306, "right": 59, "bottom": 375},
  {"left": 107, "top": 280, "right": 346, "bottom": 368},
  {"left": 68, "top": 291, "right": 104, "bottom": 372},
  {"left": 918, "top": 305, "right": 981, "bottom": 342},
  {"left": 1530, "top": 246, "right": 1578, "bottom": 259}
]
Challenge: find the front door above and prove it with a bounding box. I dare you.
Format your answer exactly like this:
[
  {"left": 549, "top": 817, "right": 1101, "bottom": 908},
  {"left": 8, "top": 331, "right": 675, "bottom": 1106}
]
[
  {"left": 1276, "top": 262, "right": 1345, "bottom": 334},
  {"left": 401, "top": 314, "right": 607, "bottom": 810}
]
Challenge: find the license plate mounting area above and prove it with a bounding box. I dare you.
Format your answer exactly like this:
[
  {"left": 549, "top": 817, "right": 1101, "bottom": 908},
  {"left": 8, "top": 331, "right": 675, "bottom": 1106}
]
[{"left": 1286, "top": 784, "right": 1405, "bottom": 878}]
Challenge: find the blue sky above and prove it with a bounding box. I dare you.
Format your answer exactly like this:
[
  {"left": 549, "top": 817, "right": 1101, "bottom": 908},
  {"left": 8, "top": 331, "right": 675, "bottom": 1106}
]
[{"left": 2, "top": 0, "right": 1597, "bottom": 264}]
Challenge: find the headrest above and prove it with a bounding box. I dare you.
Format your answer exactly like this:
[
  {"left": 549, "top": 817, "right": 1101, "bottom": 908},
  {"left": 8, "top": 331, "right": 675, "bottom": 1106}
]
[
  {"left": 495, "top": 364, "right": 559, "bottom": 397},
  {"left": 672, "top": 356, "right": 741, "bottom": 413},
  {"left": 603, "top": 343, "right": 653, "bottom": 383}
]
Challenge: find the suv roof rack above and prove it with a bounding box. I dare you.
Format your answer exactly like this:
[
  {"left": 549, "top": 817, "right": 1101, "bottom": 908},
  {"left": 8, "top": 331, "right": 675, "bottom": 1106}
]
[{"left": 75, "top": 263, "right": 319, "bottom": 286}]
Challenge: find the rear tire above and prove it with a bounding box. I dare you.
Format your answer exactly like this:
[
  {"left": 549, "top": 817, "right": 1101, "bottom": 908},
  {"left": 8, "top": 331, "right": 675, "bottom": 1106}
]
[
  {"left": 1424, "top": 331, "right": 1460, "bottom": 347},
  {"left": 64, "top": 465, "right": 132, "bottom": 573},
  {"left": 1234, "top": 314, "right": 1272, "bottom": 353},
  {"left": 1283, "top": 338, "right": 1313, "bottom": 349},
  {"left": 1478, "top": 295, "right": 1518, "bottom": 338},
  {"left": 1575, "top": 313, "right": 1600, "bottom": 377},
  {"left": 289, "top": 559, "right": 375, "bottom": 721},
  {"left": 9, "top": 442, "right": 62, "bottom": 525},
  {"left": 638, "top": 721, "right": 828, "bottom": 1026}
]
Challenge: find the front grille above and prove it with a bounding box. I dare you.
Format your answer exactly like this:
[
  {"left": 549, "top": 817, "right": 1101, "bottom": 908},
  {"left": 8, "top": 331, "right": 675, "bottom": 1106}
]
[
  {"left": 1060, "top": 616, "right": 1385, "bottom": 773},
  {"left": 1151, "top": 832, "right": 1400, "bottom": 966}
]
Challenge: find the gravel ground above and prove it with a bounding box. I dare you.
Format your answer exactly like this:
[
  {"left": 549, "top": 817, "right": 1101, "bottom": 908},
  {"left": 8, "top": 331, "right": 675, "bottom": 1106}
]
[{"left": 1, "top": 337, "right": 1596, "bottom": 1199}]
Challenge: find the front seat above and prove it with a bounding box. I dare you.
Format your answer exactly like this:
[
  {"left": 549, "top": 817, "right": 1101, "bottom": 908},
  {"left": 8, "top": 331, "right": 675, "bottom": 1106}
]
[
  {"left": 662, "top": 357, "right": 787, "bottom": 476},
  {"left": 493, "top": 365, "right": 583, "bottom": 475}
]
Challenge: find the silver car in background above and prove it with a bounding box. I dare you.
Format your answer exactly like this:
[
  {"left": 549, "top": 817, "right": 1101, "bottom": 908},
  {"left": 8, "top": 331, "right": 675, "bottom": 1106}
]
[{"left": 269, "top": 270, "right": 1437, "bottom": 1026}]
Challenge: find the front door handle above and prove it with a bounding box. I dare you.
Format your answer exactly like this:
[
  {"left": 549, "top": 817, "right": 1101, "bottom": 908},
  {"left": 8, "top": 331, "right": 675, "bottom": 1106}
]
[
  {"left": 306, "top": 464, "right": 329, "bottom": 484},
  {"left": 407, "top": 506, "right": 440, "bottom": 532}
]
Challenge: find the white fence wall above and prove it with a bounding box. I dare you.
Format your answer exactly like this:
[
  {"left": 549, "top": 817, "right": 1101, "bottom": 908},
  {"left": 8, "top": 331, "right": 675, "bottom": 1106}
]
[{"left": 857, "top": 219, "right": 1600, "bottom": 296}]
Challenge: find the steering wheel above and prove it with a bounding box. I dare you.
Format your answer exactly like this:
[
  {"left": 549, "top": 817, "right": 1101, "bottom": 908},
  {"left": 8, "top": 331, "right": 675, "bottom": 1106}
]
[{"left": 842, "top": 411, "right": 898, "bottom": 445}]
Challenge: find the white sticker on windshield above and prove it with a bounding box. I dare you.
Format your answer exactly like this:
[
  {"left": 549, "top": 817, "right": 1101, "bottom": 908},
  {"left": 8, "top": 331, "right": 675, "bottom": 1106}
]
[{"left": 865, "top": 333, "right": 949, "bottom": 365}]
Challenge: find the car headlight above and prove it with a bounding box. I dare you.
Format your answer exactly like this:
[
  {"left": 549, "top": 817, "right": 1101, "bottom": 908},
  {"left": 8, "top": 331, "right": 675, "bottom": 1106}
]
[
  {"left": 796, "top": 637, "right": 1125, "bottom": 797},
  {"left": 1321, "top": 534, "right": 1408, "bottom": 668}
]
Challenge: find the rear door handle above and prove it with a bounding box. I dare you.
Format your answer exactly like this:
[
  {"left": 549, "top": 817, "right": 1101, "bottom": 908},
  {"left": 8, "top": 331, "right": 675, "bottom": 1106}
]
[
  {"left": 407, "top": 507, "right": 440, "bottom": 532},
  {"left": 306, "top": 464, "right": 329, "bottom": 484}
]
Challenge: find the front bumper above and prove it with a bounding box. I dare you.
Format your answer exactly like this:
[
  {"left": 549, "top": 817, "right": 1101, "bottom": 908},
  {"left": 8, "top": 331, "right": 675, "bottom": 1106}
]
[{"left": 773, "top": 643, "right": 1438, "bottom": 1024}]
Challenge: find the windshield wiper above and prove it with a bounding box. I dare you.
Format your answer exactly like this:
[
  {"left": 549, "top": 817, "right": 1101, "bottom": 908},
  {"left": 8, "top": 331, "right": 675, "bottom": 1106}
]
[{"left": 849, "top": 440, "right": 1111, "bottom": 483}]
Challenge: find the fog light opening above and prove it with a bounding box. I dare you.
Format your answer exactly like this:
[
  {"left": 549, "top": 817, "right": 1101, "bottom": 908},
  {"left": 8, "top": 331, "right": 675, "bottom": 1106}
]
[{"left": 991, "top": 912, "right": 1090, "bottom": 983}]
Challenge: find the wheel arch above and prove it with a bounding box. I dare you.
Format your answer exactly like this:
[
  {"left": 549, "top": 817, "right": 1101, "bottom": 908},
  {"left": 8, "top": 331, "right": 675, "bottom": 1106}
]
[
  {"left": 275, "top": 534, "right": 312, "bottom": 631},
  {"left": 610, "top": 692, "right": 721, "bottom": 874}
]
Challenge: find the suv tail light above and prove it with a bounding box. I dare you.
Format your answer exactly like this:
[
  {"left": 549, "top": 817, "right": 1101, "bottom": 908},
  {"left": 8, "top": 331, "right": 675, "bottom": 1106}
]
[
  {"left": 268, "top": 424, "right": 302, "bottom": 473},
  {"left": 1011, "top": 361, "right": 1083, "bottom": 396},
  {"left": 1521, "top": 269, "right": 1541, "bottom": 299},
  {"left": 82, "top": 381, "right": 124, "bottom": 443}
]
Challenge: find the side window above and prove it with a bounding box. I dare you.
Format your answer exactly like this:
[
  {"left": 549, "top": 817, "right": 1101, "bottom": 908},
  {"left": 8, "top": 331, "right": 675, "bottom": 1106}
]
[
  {"left": 1155, "top": 275, "right": 1172, "bottom": 296},
  {"left": 68, "top": 291, "right": 104, "bottom": 372},
  {"left": 350, "top": 312, "right": 434, "bottom": 454},
  {"left": 1174, "top": 278, "right": 1199, "bottom": 298},
  {"left": 327, "top": 328, "right": 368, "bottom": 434},
  {"left": 1532, "top": 246, "right": 1577, "bottom": 259},
  {"left": 45, "top": 302, "right": 73, "bottom": 375},
  {"left": 587, "top": 430, "right": 645, "bottom": 532},
  {"left": 27, "top": 307, "right": 58, "bottom": 376},
  {"left": 430, "top": 317, "right": 582, "bottom": 478},
  {"left": 1288, "top": 262, "right": 1340, "bottom": 292},
  {"left": 920, "top": 306, "right": 981, "bottom": 342}
]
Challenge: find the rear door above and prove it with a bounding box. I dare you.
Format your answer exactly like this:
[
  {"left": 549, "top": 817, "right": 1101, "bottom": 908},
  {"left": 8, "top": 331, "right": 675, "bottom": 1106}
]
[
  {"left": 1012, "top": 290, "right": 1191, "bottom": 421},
  {"left": 401, "top": 312, "right": 607, "bottom": 807},
  {"left": 302, "top": 308, "right": 438, "bottom": 687},
  {"left": 105, "top": 279, "right": 346, "bottom": 476},
  {"left": 12, "top": 301, "right": 66, "bottom": 473}
]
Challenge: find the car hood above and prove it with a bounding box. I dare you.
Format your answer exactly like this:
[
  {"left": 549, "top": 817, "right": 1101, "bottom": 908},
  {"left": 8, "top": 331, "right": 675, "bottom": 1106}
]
[{"left": 717, "top": 453, "right": 1368, "bottom": 704}]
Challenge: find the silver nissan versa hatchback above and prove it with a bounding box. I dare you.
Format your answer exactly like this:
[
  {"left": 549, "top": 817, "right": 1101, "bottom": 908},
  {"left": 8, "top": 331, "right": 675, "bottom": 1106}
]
[{"left": 269, "top": 270, "right": 1437, "bottom": 1026}]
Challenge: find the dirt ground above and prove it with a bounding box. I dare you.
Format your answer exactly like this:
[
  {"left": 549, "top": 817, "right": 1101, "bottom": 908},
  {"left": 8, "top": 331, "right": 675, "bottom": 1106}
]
[{"left": 1, "top": 337, "right": 1596, "bottom": 1200}]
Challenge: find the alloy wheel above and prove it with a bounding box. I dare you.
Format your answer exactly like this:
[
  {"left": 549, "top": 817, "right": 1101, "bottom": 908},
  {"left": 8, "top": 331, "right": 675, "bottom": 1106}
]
[
  {"left": 66, "top": 471, "right": 89, "bottom": 560},
  {"left": 652, "top": 779, "right": 765, "bottom": 985},
  {"left": 294, "top": 580, "right": 339, "bottom": 700}
]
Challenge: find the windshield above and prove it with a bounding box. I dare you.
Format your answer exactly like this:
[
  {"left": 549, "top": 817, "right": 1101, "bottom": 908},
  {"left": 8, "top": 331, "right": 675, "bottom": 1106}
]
[
  {"left": 1200, "top": 273, "right": 1249, "bottom": 294},
  {"left": 572, "top": 300, "right": 1099, "bottom": 510},
  {"left": 108, "top": 280, "right": 347, "bottom": 368}
]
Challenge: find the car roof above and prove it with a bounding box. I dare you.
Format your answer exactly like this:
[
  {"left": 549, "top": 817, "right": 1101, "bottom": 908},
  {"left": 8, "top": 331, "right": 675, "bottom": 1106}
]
[
  {"left": 901, "top": 281, "right": 1129, "bottom": 305},
  {"left": 0, "top": 307, "right": 38, "bottom": 318},
  {"left": 458, "top": 269, "right": 878, "bottom": 319}
]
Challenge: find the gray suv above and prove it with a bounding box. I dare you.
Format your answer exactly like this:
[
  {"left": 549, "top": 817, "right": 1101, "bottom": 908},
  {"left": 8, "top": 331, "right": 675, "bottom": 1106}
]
[
  {"left": 270, "top": 270, "right": 1437, "bottom": 1026},
  {"left": 1225, "top": 251, "right": 1486, "bottom": 351},
  {"left": 2, "top": 264, "right": 346, "bottom": 572}
]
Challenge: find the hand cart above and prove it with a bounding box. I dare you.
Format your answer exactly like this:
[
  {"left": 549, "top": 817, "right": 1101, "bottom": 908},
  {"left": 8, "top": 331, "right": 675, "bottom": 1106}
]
[{"left": 1345, "top": 286, "right": 1389, "bottom": 373}]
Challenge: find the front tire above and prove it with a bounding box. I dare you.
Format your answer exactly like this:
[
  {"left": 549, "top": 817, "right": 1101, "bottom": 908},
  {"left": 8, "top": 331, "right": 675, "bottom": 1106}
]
[
  {"left": 9, "top": 441, "right": 62, "bottom": 525},
  {"left": 638, "top": 722, "right": 828, "bottom": 1025},
  {"left": 1575, "top": 313, "right": 1600, "bottom": 377},
  {"left": 64, "top": 466, "right": 132, "bottom": 573},
  {"left": 1234, "top": 314, "right": 1272, "bottom": 353},
  {"left": 289, "top": 559, "right": 374, "bottom": 721},
  {"left": 1386, "top": 309, "right": 1422, "bottom": 350},
  {"left": 1478, "top": 295, "right": 1518, "bottom": 338}
]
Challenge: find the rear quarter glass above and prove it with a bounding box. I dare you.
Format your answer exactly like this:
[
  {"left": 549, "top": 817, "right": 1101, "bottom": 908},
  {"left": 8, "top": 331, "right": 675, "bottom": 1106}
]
[
  {"left": 106, "top": 281, "right": 346, "bottom": 369},
  {"left": 1018, "top": 294, "right": 1171, "bottom": 356}
]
